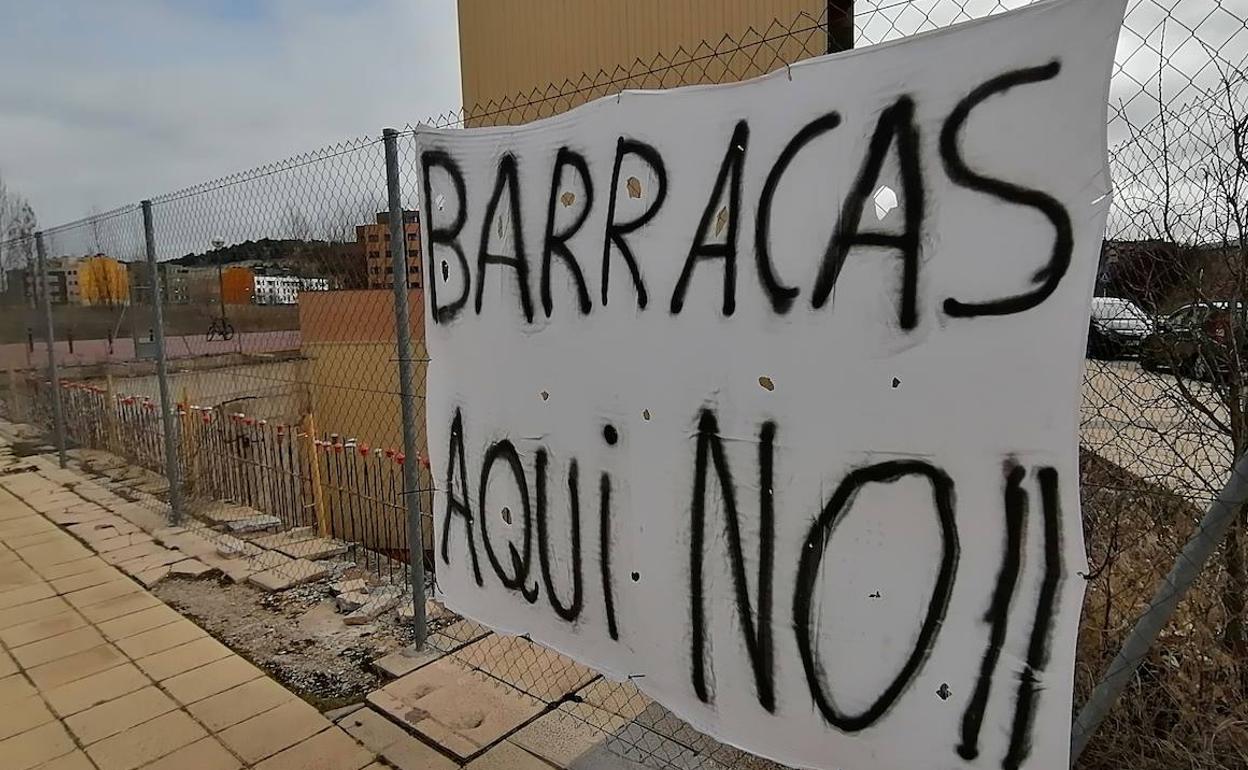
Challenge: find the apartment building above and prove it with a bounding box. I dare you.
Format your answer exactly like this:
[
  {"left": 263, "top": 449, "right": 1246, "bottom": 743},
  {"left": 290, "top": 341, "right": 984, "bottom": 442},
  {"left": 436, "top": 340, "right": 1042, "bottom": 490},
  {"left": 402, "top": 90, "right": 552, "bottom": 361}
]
[{"left": 356, "top": 211, "right": 422, "bottom": 290}]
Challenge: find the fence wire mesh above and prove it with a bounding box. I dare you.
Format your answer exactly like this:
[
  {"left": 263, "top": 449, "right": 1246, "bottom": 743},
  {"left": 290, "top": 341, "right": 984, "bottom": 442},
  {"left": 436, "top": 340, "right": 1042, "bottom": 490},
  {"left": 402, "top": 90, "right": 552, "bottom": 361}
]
[{"left": 1, "top": 1, "right": 1246, "bottom": 768}]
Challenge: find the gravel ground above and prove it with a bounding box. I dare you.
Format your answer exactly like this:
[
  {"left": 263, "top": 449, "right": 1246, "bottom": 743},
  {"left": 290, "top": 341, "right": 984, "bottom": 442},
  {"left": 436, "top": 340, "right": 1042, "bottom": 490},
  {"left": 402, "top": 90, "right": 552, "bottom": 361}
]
[{"left": 155, "top": 572, "right": 415, "bottom": 709}]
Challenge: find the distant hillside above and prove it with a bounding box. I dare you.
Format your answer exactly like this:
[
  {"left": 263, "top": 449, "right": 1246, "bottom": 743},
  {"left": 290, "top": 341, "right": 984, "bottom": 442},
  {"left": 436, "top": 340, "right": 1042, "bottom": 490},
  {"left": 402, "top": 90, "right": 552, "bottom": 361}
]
[{"left": 173, "top": 238, "right": 348, "bottom": 267}]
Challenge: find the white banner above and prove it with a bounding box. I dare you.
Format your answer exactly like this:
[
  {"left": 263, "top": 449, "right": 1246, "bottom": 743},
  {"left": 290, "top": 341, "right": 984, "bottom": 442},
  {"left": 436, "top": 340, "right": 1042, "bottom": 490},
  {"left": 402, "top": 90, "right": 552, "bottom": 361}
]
[{"left": 418, "top": 0, "right": 1124, "bottom": 767}]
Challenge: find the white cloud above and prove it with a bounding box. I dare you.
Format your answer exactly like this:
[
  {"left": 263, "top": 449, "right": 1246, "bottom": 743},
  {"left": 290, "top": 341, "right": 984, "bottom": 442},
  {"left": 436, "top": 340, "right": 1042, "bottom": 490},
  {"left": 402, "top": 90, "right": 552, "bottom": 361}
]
[{"left": 0, "top": 0, "right": 462, "bottom": 228}]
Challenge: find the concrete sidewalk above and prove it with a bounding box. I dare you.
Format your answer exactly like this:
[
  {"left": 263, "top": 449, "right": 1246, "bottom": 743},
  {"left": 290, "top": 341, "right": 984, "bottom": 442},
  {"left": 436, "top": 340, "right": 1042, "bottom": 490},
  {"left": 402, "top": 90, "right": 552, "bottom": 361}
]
[
  {"left": 0, "top": 466, "right": 385, "bottom": 769},
  {"left": 0, "top": 426, "right": 730, "bottom": 770}
]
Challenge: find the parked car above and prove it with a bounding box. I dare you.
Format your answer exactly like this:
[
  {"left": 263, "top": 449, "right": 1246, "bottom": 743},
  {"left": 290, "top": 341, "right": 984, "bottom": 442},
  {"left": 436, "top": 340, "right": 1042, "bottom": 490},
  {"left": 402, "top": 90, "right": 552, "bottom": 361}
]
[
  {"left": 1086, "top": 297, "right": 1153, "bottom": 359},
  {"left": 1139, "top": 301, "right": 1247, "bottom": 379}
]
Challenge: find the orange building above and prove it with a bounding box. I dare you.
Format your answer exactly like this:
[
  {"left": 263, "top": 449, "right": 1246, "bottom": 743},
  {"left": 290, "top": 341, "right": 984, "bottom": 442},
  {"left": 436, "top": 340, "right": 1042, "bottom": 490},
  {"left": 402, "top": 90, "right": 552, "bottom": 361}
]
[
  {"left": 220, "top": 266, "right": 255, "bottom": 305},
  {"left": 357, "top": 211, "right": 421, "bottom": 290}
]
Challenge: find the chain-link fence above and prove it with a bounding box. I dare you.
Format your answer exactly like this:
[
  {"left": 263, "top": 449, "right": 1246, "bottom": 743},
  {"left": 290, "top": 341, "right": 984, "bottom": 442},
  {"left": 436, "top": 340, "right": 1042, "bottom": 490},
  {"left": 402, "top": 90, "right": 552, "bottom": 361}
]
[{"left": 1, "top": 1, "right": 1247, "bottom": 768}]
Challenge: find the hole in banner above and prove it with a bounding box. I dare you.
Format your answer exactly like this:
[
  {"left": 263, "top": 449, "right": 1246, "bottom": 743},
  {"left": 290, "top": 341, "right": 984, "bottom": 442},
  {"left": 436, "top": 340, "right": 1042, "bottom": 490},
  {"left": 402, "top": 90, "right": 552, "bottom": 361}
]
[{"left": 873, "top": 185, "right": 898, "bottom": 220}]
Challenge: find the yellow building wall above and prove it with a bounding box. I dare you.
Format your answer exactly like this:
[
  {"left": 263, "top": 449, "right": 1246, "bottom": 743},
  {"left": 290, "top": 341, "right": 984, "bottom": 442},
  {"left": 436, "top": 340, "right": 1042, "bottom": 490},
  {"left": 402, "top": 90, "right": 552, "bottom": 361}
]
[
  {"left": 78, "top": 256, "right": 130, "bottom": 307},
  {"left": 458, "top": 0, "right": 832, "bottom": 119},
  {"left": 301, "top": 341, "right": 434, "bottom": 552},
  {"left": 299, "top": 290, "right": 432, "bottom": 553}
]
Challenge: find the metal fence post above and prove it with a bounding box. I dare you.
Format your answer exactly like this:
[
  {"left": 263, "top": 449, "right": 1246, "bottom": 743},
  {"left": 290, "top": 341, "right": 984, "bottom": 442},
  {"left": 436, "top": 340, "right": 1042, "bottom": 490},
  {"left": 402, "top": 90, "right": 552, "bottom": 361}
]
[
  {"left": 141, "top": 200, "right": 186, "bottom": 526},
  {"left": 1070, "top": 450, "right": 1248, "bottom": 763},
  {"left": 35, "top": 232, "right": 67, "bottom": 468},
  {"left": 7, "top": 367, "right": 24, "bottom": 423},
  {"left": 383, "top": 128, "right": 428, "bottom": 647}
]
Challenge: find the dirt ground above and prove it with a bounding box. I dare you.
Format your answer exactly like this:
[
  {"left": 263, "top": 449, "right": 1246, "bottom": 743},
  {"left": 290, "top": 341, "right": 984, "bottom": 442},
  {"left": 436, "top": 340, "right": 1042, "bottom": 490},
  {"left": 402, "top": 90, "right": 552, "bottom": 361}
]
[
  {"left": 155, "top": 574, "right": 415, "bottom": 709},
  {"left": 1, "top": 303, "right": 300, "bottom": 344}
]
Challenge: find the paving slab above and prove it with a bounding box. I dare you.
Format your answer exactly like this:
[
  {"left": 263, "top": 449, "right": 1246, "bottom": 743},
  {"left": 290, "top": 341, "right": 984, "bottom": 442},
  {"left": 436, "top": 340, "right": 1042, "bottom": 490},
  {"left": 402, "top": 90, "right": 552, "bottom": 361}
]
[
  {"left": 20, "top": 540, "right": 93, "bottom": 568},
  {"left": 150, "top": 526, "right": 189, "bottom": 545},
  {"left": 214, "top": 534, "right": 264, "bottom": 559},
  {"left": 133, "top": 479, "right": 170, "bottom": 495},
  {"left": 465, "top": 741, "right": 557, "bottom": 770},
  {"left": 421, "top": 618, "right": 491, "bottom": 650},
  {"left": 344, "top": 587, "right": 404, "bottom": 625},
  {"left": 275, "top": 537, "right": 348, "bottom": 560},
  {"left": 12, "top": 625, "right": 108, "bottom": 667},
  {"left": 0, "top": 444, "right": 391, "bottom": 770},
  {"left": 0, "top": 671, "right": 38, "bottom": 703},
  {"left": 68, "top": 519, "right": 143, "bottom": 539},
  {"left": 0, "top": 693, "right": 55, "bottom": 741},
  {"left": 250, "top": 528, "right": 315, "bottom": 550},
  {"left": 5, "top": 529, "right": 67, "bottom": 549},
  {"left": 575, "top": 679, "right": 653, "bottom": 721},
  {"left": 135, "top": 636, "right": 233, "bottom": 681},
  {"left": 198, "top": 502, "right": 266, "bottom": 525},
  {"left": 0, "top": 720, "right": 77, "bottom": 770},
  {"left": 0, "top": 595, "right": 71, "bottom": 629},
  {"left": 330, "top": 578, "right": 369, "bottom": 595},
  {"left": 132, "top": 565, "right": 172, "bottom": 588},
  {"left": 163, "top": 655, "right": 264, "bottom": 705},
  {"left": 100, "top": 542, "right": 167, "bottom": 566},
  {"left": 249, "top": 558, "right": 329, "bottom": 592},
  {"left": 26, "top": 644, "right": 128, "bottom": 690},
  {"left": 85, "top": 709, "right": 208, "bottom": 770},
  {"left": 140, "top": 738, "right": 242, "bottom": 770},
  {"left": 46, "top": 507, "right": 115, "bottom": 526},
  {"left": 33, "top": 551, "right": 107, "bottom": 576},
  {"left": 89, "top": 532, "right": 153, "bottom": 553},
  {"left": 77, "top": 591, "right": 160, "bottom": 623},
  {"left": 337, "top": 591, "right": 370, "bottom": 613},
  {"left": 218, "top": 698, "right": 331, "bottom": 764},
  {"left": 109, "top": 503, "right": 168, "bottom": 533},
  {"left": 252, "top": 725, "right": 374, "bottom": 770},
  {"left": 225, "top": 514, "right": 283, "bottom": 534},
  {"left": 188, "top": 676, "right": 297, "bottom": 732},
  {"left": 196, "top": 552, "right": 257, "bottom": 583},
  {"left": 157, "top": 531, "right": 220, "bottom": 559},
  {"left": 338, "top": 706, "right": 458, "bottom": 770},
  {"left": 571, "top": 722, "right": 730, "bottom": 770},
  {"left": 367, "top": 657, "right": 545, "bottom": 760},
  {"left": 44, "top": 662, "right": 149, "bottom": 717},
  {"left": 457, "top": 634, "right": 596, "bottom": 702},
  {"left": 512, "top": 700, "right": 627, "bottom": 768},
  {"left": 0, "top": 560, "right": 41, "bottom": 590},
  {"left": 64, "top": 686, "right": 178, "bottom": 745},
  {"left": 97, "top": 604, "right": 182, "bottom": 641},
  {"left": 51, "top": 568, "right": 120, "bottom": 594},
  {"left": 169, "top": 558, "right": 217, "bottom": 578},
  {"left": 117, "top": 548, "right": 185, "bottom": 576},
  {"left": 0, "top": 610, "right": 88, "bottom": 647},
  {"left": 324, "top": 702, "right": 367, "bottom": 722},
  {"left": 114, "top": 619, "right": 205, "bottom": 659},
  {"left": 64, "top": 578, "right": 142, "bottom": 610},
  {"left": 0, "top": 517, "right": 56, "bottom": 539}
]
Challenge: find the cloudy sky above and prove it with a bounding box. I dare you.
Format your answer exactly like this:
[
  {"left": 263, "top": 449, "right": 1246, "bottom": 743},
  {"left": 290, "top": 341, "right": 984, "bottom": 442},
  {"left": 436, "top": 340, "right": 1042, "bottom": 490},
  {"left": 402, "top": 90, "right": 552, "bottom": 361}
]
[
  {"left": 1, "top": 0, "right": 1241, "bottom": 237},
  {"left": 0, "top": 0, "right": 462, "bottom": 227}
]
